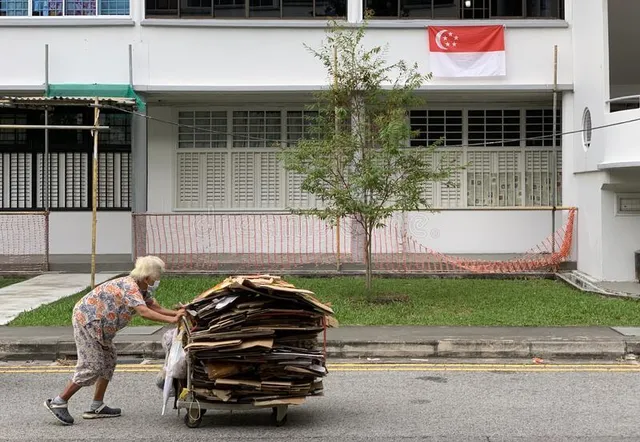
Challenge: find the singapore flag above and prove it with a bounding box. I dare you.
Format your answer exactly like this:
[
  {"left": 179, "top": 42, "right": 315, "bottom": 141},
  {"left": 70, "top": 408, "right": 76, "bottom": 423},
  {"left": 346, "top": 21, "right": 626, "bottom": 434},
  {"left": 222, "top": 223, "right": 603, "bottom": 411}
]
[{"left": 427, "top": 25, "right": 506, "bottom": 78}]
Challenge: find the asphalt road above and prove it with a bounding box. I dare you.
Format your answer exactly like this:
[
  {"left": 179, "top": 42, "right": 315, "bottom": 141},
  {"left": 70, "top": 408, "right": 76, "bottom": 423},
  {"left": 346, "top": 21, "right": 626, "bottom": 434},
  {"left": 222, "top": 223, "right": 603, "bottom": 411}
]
[{"left": 2, "top": 361, "right": 640, "bottom": 441}]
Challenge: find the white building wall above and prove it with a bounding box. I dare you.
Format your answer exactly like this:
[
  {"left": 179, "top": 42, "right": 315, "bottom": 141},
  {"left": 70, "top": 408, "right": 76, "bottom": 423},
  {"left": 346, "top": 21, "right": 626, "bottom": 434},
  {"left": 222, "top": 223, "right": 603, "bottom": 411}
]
[
  {"left": 569, "top": 0, "right": 607, "bottom": 173},
  {"left": 0, "top": 21, "right": 572, "bottom": 91},
  {"left": 148, "top": 106, "right": 176, "bottom": 213},
  {"left": 49, "top": 212, "right": 132, "bottom": 255},
  {"left": 602, "top": 189, "right": 640, "bottom": 281},
  {"left": 602, "top": 109, "right": 640, "bottom": 166},
  {"left": 398, "top": 211, "right": 564, "bottom": 255}
]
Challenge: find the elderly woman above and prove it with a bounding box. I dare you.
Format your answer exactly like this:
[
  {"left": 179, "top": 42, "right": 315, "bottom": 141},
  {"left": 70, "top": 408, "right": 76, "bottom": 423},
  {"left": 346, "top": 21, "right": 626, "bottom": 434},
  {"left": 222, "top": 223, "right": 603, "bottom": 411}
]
[{"left": 44, "top": 255, "right": 184, "bottom": 426}]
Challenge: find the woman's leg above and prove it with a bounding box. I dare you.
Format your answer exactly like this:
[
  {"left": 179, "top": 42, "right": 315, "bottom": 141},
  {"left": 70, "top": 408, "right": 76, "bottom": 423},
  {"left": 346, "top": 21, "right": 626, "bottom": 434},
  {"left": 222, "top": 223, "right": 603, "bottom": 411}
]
[
  {"left": 83, "top": 342, "right": 121, "bottom": 419},
  {"left": 44, "top": 320, "right": 99, "bottom": 425},
  {"left": 58, "top": 381, "right": 82, "bottom": 401}
]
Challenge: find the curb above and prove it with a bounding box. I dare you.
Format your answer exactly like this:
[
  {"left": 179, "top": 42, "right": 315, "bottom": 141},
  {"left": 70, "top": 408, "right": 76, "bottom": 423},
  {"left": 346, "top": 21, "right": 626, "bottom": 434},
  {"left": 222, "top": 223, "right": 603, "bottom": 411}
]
[{"left": 1, "top": 338, "right": 639, "bottom": 362}]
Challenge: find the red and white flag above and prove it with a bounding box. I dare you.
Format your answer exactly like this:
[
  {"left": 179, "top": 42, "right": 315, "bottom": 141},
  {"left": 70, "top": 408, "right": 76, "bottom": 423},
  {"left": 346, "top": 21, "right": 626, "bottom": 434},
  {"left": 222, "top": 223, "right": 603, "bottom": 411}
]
[{"left": 427, "top": 25, "right": 506, "bottom": 78}]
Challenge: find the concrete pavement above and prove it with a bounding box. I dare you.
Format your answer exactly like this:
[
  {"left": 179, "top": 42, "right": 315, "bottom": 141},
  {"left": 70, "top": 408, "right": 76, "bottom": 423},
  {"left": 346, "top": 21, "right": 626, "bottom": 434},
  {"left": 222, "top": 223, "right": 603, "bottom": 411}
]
[
  {"left": 0, "top": 272, "right": 122, "bottom": 325},
  {"left": 2, "top": 324, "right": 640, "bottom": 362}
]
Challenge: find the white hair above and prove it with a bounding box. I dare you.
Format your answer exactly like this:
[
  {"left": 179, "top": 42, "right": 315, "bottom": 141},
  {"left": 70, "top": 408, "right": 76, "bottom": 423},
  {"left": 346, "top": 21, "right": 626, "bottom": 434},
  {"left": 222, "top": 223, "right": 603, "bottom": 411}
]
[{"left": 130, "top": 255, "right": 166, "bottom": 281}]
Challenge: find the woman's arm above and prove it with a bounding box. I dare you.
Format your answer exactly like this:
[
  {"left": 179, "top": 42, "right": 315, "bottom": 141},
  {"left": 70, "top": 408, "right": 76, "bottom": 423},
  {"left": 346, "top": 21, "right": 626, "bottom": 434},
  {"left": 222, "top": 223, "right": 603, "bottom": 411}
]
[
  {"left": 134, "top": 304, "right": 183, "bottom": 324},
  {"left": 147, "top": 299, "right": 184, "bottom": 317}
]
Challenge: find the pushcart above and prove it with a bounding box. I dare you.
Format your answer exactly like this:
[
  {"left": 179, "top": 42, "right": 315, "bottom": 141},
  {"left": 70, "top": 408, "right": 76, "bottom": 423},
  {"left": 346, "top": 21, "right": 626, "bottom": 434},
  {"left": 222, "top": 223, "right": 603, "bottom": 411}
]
[
  {"left": 176, "top": 351, "right": 290, "bottom": 428},
  {"left": 174, "top": 316, "right": 328, "bottom": 429}
]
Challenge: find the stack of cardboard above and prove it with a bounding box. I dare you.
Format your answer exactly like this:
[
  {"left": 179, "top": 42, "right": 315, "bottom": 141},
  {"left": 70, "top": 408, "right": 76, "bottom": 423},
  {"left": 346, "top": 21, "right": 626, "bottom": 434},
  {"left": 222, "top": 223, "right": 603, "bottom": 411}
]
[{"left": 182, "top": 275, "right": 337, "bottom": 407}]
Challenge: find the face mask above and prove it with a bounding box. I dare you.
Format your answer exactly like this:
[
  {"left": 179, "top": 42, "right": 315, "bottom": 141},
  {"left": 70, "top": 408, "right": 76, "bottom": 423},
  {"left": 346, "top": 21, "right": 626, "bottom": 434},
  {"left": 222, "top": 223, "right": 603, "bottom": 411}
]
[{"left": 149, "top": 280, "right": 160, "bottom": 292}]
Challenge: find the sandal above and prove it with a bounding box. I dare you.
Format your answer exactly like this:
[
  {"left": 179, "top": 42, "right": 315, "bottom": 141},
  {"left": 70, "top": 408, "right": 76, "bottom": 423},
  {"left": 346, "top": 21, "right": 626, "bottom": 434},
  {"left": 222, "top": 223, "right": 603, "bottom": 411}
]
[
  {"left": 82, "top": 404, "right": 122, "bottom": 419},
  {"left": 44, "top": 399, "right": 74, "bottom": 425}
]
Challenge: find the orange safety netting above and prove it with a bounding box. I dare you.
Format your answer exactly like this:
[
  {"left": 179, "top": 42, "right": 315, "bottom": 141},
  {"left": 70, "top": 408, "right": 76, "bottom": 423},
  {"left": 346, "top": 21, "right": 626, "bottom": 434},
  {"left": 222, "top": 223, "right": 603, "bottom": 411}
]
[
  {"left": 133, "top": 208, "right": 576, "bottom": 274},
  {"left": 0, "top": 212, "right": 49, "bottom": 272},
  {"left": 373, "top": 208, "right": 576, "bottom": 273}
]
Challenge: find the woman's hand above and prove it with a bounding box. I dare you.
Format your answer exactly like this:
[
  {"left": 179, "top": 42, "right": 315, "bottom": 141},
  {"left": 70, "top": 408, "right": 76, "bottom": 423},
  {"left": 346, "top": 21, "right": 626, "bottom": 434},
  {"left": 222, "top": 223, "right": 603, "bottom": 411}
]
[
  {"left": 135, "top": 305, "right": 181, "bottom": 324},
  {"left": 171, "top": 308, "right": 187, "bottom": 324}
]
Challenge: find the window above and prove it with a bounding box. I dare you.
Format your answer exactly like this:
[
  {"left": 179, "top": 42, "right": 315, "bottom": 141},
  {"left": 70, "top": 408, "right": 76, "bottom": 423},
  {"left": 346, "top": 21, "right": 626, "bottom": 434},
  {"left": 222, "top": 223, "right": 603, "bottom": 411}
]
[
  {"left": 410, "top": 110, "right": 462, "bottom": 147},
  {"left": 582, "top": 107, "right": 592, "bottom": 150},
  {"left": 617, "top": 194, "right": 640, "bottom": 216},
  {"left": 468, "top": 109, "right": 520, "bottom": 147},
  {"left": 408, "top": 107, "right": 562, "bottom": 208},
  {"left": 365, "top": 0, "right": 564, "bottom": 20},
  {"left": 176, "top": 109, "right": 323, "bottom": 210},
  {"left": 145, "top": 0, "right": 346, "bottom": 18},
  {"left": 0, "top": 0, "right": 28, "bottom": 15},
  {"left": 525, "top": 109, "right": 562, "bottom": 147},
  {"left": 0, "top": 0, "right": 129, "bottom": 16},
  {"left": 177, "top": 106, "right": 562, "bottom": 210},
  {"left": 0, "top": 108, "right": 132, "bottom": 211}
]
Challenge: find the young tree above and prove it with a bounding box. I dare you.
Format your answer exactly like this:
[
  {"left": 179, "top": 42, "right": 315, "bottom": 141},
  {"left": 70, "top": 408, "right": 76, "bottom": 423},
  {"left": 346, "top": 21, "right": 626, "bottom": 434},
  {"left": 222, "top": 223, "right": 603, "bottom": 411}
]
[{"left": 279, "top": 16, "right": 462, "bottom": 292}]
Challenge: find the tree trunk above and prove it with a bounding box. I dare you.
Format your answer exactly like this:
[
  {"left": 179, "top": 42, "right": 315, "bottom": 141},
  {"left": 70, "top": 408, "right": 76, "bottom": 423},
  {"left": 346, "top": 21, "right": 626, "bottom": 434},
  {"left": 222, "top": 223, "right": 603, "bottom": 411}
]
[{"left": 364, "top": 225, "right": 373, "bottom": 293}]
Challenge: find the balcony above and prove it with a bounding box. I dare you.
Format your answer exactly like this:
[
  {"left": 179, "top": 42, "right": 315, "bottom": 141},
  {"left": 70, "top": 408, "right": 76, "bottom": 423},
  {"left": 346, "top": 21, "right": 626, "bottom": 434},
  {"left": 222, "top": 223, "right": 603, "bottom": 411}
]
[
  {"left": 600, "top": 105, "right": 640, "bottom": 170},
  {"left": 602, "top": 0, "right": 640, "bottom": 170}
]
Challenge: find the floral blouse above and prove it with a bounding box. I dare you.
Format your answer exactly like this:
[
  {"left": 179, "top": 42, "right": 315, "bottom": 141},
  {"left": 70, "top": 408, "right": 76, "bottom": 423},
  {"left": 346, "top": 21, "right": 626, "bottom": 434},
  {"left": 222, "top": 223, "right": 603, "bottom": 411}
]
[{"left": 73, "top": 276, "right": 153, "bottom": 343}]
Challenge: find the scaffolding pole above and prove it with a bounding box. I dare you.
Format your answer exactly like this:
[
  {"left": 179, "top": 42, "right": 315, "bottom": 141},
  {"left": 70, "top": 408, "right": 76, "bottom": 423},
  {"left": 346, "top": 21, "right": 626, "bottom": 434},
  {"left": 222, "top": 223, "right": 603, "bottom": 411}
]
[
  {"left": 551, "top": 45, "right": 559, "bottom": 254},
  {"left": 44, "top": 44, "right": 50, "bottom": 271},
  {"left": 91, "top": 97, "right": 100, "bottom": 289}
]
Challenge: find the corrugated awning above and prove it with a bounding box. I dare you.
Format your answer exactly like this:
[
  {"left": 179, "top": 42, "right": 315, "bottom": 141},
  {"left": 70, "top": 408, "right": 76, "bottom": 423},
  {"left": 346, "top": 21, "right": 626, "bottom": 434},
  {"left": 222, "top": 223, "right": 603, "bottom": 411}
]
[
  {"left": 0, "top": 95, "right": 138, "bottom": 109},
  {"left": 0, "top": 84, "right": 145, "bottom": 111}
]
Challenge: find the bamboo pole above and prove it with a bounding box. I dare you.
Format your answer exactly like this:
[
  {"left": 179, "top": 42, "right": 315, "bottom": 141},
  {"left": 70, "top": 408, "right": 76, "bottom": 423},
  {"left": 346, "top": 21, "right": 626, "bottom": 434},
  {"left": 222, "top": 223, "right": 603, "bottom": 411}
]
[
  {"left": 91, "top": 97, "right": 100, "bottom": 289},
  {"left": 551, "top": 45, "right": 558, "bottom": 254},
  {"left": 334, "top": 44, "right": 341, "bottom": 271},
  {"left": 44, "top": 44, "right": 50, "bottom": 272},
  {"left": 0, "top": 124, "right": 110, "bottom": 130}
]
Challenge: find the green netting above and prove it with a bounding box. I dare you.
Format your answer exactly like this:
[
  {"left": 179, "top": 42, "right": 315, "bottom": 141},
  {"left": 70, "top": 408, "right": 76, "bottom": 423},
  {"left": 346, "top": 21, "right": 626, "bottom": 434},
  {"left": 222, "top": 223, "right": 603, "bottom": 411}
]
[{"left": 46, "top": 84, "right": 146, "bottom": 112}]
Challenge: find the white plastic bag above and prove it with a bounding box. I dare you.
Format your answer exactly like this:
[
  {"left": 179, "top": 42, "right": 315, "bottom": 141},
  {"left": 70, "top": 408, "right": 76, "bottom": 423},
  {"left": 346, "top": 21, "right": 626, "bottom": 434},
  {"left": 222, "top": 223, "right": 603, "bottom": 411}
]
[
  {"left": 166, "top": 329, "right": 186, "bottom": 379},
  {"left": 161, "top": 328, "right": 186, "bottom": 415}
]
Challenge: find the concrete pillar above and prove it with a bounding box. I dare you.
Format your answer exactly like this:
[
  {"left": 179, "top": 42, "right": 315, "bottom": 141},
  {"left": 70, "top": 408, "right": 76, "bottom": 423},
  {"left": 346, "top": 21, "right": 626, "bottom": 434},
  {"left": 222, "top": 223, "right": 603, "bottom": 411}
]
[
  {"left": 131, "top": 110, "right": 148, "bottom": 259},
  {"left": 349, "top": 0, "right": 363, "bottom": 23}
]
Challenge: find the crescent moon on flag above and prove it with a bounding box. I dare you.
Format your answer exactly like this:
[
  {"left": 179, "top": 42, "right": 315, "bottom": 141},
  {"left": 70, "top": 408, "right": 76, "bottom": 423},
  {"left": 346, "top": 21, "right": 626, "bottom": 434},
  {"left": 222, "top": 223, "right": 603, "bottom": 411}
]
[{"left": 435, "top": 30, "right": 448, "bottom": 51}]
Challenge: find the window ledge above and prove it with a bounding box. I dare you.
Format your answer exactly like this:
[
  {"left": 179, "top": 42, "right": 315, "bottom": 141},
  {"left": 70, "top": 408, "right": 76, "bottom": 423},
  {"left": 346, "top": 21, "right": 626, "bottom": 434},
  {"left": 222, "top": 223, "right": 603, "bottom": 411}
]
[
  {"left": 141, "top": 18, "right": 344, "bottom": 28},
  {"left": 0, "top": 17, "right": 134, "bottom": 27},
  {"left": 140, "top": 18, "right": 568, "bottom": 29},
  {"left": 365, "top": 19, "right": 568, "bottom": 29}
]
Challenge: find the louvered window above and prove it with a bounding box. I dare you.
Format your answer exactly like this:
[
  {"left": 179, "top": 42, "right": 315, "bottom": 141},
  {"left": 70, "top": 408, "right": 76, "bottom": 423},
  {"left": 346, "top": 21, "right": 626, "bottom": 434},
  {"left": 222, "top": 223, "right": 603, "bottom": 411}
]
[
  {"left": 176, "top": 106, "right": 563, "bottom": 210},
  {"left": 0, "top": 108, "right": 132, "bottom": 211},
  {"left": 285, "top": 111, "right": 318, "bottom": 209},
  {"left": 409, "top": 107, "right": 562, "bottom": 208},
  {"left": 177, "top": 110, "right": 286, "bottom": 210}
]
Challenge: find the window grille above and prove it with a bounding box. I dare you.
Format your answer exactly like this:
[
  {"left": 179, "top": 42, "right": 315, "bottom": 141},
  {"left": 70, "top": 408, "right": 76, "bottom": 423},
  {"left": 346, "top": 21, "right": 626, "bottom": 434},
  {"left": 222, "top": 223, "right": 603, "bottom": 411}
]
[
  {"left": 0, "top": 108, "right": 132, "bottom": 211},
  {"left": 176, "top": 107, "right": 563, "bottom": 210}
]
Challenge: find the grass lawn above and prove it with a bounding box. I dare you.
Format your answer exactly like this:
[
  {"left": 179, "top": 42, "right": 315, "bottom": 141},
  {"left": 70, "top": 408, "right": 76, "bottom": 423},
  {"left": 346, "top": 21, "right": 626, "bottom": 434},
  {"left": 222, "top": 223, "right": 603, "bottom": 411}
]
[
  {"left": 0, "top": 277, "right": 24, "bottom": 289},
  {"left": 8, "top": 276, "right": 640, "bottom": 327}
]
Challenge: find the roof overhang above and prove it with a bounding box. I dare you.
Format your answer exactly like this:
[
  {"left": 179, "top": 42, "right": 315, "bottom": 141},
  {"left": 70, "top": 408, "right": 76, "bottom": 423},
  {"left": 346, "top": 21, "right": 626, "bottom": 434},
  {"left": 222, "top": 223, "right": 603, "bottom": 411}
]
[
  {"left": 598, "top": 161, "right": 640, "bottom": 171},
  {"left": 0, "top": 95, "right": 138, "bottom": 110}
]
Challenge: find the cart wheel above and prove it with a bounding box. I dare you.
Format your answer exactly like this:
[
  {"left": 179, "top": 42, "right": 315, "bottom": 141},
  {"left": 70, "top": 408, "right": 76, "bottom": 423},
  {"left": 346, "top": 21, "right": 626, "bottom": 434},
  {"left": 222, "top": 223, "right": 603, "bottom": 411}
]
[
  {"left": 271, "top": 406, "right": 288, "bottom": 427},
  {"left": 184, "top": 408, "right": 203, "bottom": 428}
]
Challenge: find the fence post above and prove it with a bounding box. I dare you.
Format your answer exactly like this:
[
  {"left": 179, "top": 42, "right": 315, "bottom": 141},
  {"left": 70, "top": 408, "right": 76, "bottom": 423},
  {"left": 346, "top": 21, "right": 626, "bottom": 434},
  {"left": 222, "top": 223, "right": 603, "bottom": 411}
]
[{"left": 44, "top": 211, "right": 50, "bottom": 272}]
